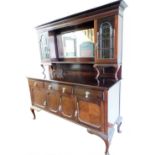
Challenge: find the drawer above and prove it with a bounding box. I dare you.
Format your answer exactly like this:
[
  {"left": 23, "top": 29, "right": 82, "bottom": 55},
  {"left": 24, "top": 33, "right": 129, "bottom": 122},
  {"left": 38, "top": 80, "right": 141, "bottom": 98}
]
[
  {"left": 74, "top": 87, "right": 103, "bottom": 99},
  {"left": 28, "top": 79, "right": 45, "bottom": 89},
  {"left": 48, "top": 83, "right": 73, "bottom": 94}
]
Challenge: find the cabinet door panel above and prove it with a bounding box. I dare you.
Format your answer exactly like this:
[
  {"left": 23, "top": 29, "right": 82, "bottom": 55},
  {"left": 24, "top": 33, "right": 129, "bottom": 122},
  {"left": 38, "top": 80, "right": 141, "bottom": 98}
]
[
  {"left": 61, "top": 95, "right": 76, "bottom": 118},
  {"left": 47, "top": 90, "right": 60, "bottom": 112},
  {"left": 77, "top": 99, "right": 102, "bottom": 128},
  {"left": 32, "top": 88, "right": 47, "bottom": 108},
  {"left": 39, "top": 32, "right": 50, "bottom": 62},
  {"left": 95, "top": 16, "right": 116, "bottom": 63}
]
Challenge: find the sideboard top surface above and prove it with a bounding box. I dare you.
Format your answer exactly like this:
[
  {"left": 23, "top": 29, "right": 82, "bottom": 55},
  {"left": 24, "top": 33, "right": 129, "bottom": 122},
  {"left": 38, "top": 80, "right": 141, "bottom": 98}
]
[{"left": 27, "top": 77, "right": 120, "bottom": 90}]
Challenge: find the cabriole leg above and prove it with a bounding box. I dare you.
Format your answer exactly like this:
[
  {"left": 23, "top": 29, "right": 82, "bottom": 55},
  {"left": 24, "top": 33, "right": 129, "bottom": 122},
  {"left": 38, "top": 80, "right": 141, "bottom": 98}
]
[
  {"left": 116, "top": 117, "right": 122, "bottom": 133},
  {"left": 30, "top": 106, "right": 41, "bottom": 119},
  {"left": 117, "top": 122, "right": 122, "bottom": 133},
  {"left": 30, "top": 107, "right": 36, "bottom": 119},
  {"left": 103, "top": 139, "right": 109, "bottom": 155},
  {"left": 87, "top": 128, "right": 111, "bottom": 155}
]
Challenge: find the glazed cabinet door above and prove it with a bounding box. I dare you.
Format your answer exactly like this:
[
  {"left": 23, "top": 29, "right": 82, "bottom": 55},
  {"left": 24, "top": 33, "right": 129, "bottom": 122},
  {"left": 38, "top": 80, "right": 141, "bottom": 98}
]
[
  {"left": 39, "top": 32, "right": 50, "bottom": 62},
  {"left": 39, "top": 31, "right": 57, "bottom": 63},
  {"left": 95, "top": 16, "right": 116, "bottom": 63}
]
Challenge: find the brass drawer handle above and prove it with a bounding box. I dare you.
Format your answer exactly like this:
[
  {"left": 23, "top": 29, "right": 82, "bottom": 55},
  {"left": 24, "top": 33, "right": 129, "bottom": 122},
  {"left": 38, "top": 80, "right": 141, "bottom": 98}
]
[
  {"left": 48, "top": 84, "right": 52, "bottom": 90},
  {"left": 85, "top": 91, "right": 90, "bottom": 98},
  {"left": 33, "top": 82, "right": 38, "bottom": 87},
  {"left": 74, "top": 110, "right": 78, "bottom": 117},
  {"left": 58, "top": 105, "right": 62, "bottom": 111},
  {"left": 62, "top": 87, "right": 66, "bottom": 93},
  {"left": 43, "top": 100, "right": 47, "bottom": 106}
]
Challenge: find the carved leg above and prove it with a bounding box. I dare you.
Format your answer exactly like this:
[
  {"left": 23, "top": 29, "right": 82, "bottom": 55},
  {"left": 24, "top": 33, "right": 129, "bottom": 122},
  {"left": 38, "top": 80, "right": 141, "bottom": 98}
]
[
  {"left": 104, "top": 139, "right": 109, "bottom": 155},
  {"left": 87, "top": 128, "right": 94, "bottom": 134},
  {"left": 116, "top": 117, "right": 122, "bottom": 133},
  {"left": 117, "top": 122, "right": 122, "bottom": 133},
  {"left": 87, "top": 128, "right": 113, "bottom": 155},
  {"left": 30, "top": 108, "right": 36, "bottom": 119}
]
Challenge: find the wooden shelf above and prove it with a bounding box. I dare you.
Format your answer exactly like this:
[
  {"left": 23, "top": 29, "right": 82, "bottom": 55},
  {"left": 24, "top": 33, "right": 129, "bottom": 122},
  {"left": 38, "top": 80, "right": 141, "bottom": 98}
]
[{"left": 51, "top": 61, "right": 94, "bottom": 64}]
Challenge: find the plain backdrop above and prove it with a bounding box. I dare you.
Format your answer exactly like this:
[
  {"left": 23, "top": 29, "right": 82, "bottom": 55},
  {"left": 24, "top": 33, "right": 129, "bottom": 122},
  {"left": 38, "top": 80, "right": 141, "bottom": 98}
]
[{"left": 0, "top": 0, "right": 155, "bottom": 155}]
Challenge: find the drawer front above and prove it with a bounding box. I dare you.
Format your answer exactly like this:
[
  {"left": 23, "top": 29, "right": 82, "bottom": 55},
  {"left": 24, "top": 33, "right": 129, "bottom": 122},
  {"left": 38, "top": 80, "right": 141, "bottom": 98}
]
[
  {"left": 47, "top": 90, "right": 60, "bottom": 112},
  {"left": 74, "top": 87, "right": 103, "bottom": 99},
  {"left": 61, "top": 95, "right": 77, "bottom": 118},
  {"left": 77, "top": 98, "right": 102, "bottom": 128},
  {"left": 48, "top": 83, "right": 73, "bottom": 95},
  {"left": 28, "top": 79, "right": 45, "bottom": 89}
]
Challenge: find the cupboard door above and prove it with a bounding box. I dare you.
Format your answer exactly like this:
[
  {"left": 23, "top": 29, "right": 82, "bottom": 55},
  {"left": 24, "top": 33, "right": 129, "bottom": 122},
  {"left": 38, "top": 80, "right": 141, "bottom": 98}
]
[
  {"left": 47, "top": 90, "right": 60, "bottom": 112},
  {"left": 61, "top": 95, "right": 77, "bottom": 118},
  {"left": 77, "top": 97, "right": 102, "bottom": 128},
  {"left": 28, "top": 79, "right": 47, "bottom": 108},
  {"left": 31, "top": 88, "right": 47, "bottom": 108}
]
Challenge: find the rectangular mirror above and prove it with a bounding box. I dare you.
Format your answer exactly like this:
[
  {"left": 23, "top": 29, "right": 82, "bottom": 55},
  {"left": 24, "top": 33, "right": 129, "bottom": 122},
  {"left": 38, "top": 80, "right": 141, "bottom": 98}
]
[{"left": 57, "top": 28, "right": 94, "bottom": 58}]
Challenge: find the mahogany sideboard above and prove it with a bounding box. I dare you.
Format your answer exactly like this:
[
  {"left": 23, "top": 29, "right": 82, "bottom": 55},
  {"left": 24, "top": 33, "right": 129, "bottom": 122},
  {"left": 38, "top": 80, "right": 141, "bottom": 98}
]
[{"left": 27, "top": 1, "right": 127, "bottom": 154}]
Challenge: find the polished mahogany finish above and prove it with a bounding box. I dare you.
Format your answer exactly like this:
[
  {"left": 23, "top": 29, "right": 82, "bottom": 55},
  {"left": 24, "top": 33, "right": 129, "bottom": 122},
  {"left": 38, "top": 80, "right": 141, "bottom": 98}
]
[{"left": 27, "top": 1, "right": 127, "bottom": 154}]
